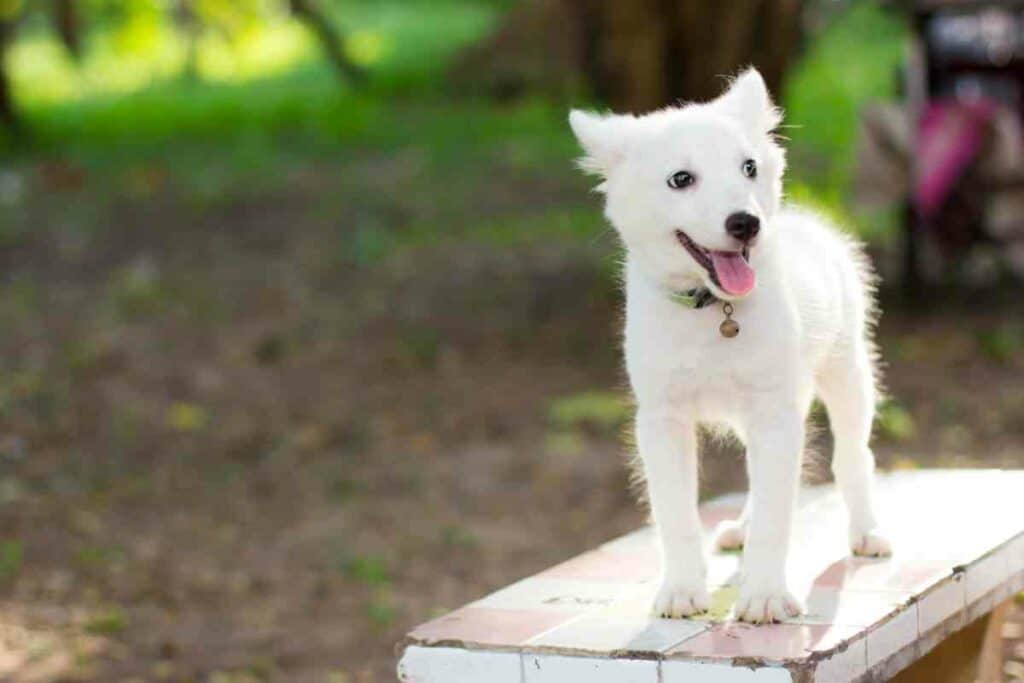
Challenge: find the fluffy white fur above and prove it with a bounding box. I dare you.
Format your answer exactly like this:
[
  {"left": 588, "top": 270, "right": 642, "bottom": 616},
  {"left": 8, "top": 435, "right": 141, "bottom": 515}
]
[{"left": 569, "top": 69, "right": 892, "bottom": 624}]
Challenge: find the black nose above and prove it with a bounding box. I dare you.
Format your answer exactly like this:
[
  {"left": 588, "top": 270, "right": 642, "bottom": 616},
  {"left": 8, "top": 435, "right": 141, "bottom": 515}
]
[{"left": 725, "top": 212, "right": 760, "bottom": 242}]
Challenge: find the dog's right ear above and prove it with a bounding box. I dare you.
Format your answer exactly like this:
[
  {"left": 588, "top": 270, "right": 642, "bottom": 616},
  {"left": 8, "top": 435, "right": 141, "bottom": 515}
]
[{"left": 569, "top": 110, "right": 637, "bottom": 179}]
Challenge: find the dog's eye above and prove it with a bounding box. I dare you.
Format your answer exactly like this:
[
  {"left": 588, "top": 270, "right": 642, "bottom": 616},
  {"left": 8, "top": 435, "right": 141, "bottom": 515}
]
[
  {"left": 742, "top": 159, "right": 757, "bottom": 179},
  {"left": 667, "top": 170, "right": 696, "bottom": 189}
]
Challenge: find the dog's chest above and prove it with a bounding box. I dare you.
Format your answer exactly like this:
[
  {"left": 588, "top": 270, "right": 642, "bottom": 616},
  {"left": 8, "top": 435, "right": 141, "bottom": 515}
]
[{"left": 625, "top": 298, "right": 797, "bottom": 411}]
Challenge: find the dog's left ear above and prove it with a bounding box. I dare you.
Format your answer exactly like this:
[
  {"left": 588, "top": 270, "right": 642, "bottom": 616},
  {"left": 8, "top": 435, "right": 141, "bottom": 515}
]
[{"left": 712, "top": 68, "right": 782, "bottom": 135}]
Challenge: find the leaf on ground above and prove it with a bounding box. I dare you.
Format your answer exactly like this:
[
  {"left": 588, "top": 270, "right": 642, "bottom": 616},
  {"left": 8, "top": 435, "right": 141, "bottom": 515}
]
[{"left": 166, "top": 402, "right": 209, "bottom": 432}]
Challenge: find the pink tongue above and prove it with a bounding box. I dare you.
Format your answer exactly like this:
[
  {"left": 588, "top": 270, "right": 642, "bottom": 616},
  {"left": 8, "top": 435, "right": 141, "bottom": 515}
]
[{"left": 710, "top": 251, "right": 755, "bottom": 296}]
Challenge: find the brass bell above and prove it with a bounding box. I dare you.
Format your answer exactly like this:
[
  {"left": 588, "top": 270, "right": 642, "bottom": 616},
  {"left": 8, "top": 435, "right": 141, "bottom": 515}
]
[
  {"left": 720, "top": 318, "right": 740, "bottom": 338},
  {"left": 719, "top": 302, "right": 739, "bottom": 338}
]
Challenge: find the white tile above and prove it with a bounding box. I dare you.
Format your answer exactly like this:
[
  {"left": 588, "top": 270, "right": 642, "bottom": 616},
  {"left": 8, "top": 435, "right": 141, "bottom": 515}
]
[
  {"left": 473, "top": 577, "right": 631, "bottom": 613},
  {"left": 703, "top": 492, "right": 748, "bottom": 509},
  {"left": 1007, "top": 533, "right": 1024, "bottom": 572},
  {"left": 601, "top": 527, "right": 656, "bottom": 555},
  {"left": 865, "top": 605, "right": 918, "bottom": 669},
  {"left": 523, "top": 654, "right": 657, "bottom": 683},
  {"left": 662, "top": 660, "right": 793, "bottom": 682},
  {"left": 398, "top": 646, "right": 522, "bottom": 683},
  {"left": 527, "top": 614, "right": 705, "bottom": 655},
  {"left": 917, "top": 573, "right": 966, "bottom": 635},
  {"left": 813, "top": 636, "right": 866, "bottom": 682},
  {"left": 965, "top": 546, "right": 1012, "bottom": 605}
]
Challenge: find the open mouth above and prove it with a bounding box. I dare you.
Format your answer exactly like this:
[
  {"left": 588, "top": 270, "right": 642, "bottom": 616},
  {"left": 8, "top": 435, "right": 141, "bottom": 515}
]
[{"left": 675, "top": 230, "right": 755, "bottom": 296}]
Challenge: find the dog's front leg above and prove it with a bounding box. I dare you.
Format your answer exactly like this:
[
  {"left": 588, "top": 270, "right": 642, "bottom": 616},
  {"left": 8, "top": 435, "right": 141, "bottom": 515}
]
[
  {"left": 734, "top": 406, "right": 805, "bottom": 623},
  {"left": 636, "top": 411, "right": 710, "bottom": 618}
]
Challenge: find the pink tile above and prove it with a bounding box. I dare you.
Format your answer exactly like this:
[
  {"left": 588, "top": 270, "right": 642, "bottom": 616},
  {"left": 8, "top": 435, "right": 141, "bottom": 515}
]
[
  {"left": 539, "top": 549, "right": 658, "bottom": 583},
  {"left": 797, "top": 588, "right": 912, "bottom": 627},
  {"left": 811, "top": 557, "right": 948, "bottom": 593},
  {"left": 410, "top": 607, "right": 575, "bottom": 647},
  {"left": 667, "top": 623, "right": 862, "bottom": 661}
]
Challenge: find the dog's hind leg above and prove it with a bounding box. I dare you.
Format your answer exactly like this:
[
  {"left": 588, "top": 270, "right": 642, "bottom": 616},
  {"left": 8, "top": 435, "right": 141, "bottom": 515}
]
[
  {"left": 712, "top": 500, "right": 748, "bottom": 551},
  {"left": 817, "top": 342, "right": 892, "bottom": 558}
]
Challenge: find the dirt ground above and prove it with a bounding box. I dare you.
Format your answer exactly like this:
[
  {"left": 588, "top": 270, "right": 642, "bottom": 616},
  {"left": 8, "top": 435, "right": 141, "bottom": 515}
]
[{"left": 0, "top": 159, "right": 1022, "bottom": 682}]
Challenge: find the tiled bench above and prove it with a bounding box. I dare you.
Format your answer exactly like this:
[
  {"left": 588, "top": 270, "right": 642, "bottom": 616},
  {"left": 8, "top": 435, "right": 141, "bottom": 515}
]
[{"left": 397, "top": 469, "right": 1024, "bottom": 682}]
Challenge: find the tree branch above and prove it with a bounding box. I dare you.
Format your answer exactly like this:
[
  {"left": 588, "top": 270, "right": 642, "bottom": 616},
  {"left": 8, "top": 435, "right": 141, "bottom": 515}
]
[{"left": 289, "top": 0, "right": 365, "bottom": 87}]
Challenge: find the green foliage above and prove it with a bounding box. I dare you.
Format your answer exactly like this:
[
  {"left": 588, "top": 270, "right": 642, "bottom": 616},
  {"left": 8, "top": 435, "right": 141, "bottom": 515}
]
[
  {"left": 976, "top": 324, "right": 1024, "bottom": 363},
  {"left": 344, "top": 555, "right": 389, "bottom": 586},
  {"left": 84, "top": 607, "right": 128, "bottom": 636},
  {"left": 876, "top": 399, "right": 916, "bottom": 442},
  {"left": 1, "top": 0, "right": 911, "bottom": 247},
  {"left": 549, "top": 391, "right": 629, "bottom": 432},
  {"left": 784, "top": 3, "right": 905, "bottom": 196},
  {"left": 0, "top": 539, "right": 22, "bottom": 583},
  {"left": 364, "top": 589, "right": 396, "bottom": 628},
  {"left": 7, "top": 0, "right": 498, "bottom": 110}
]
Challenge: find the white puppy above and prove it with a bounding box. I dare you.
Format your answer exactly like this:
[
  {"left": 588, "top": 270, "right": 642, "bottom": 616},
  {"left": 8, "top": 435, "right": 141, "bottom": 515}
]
[{"left": 569, "top": 68, "right": 892, "bottom": 624}]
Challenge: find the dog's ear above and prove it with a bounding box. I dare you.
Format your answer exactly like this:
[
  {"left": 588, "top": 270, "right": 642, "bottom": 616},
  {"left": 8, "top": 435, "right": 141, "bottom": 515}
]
[
  {"left": 568, "top": 110, "right": 637, "bottom": 178},
  {"left": 712, "top": 68, "right": 782, "bottom": 135}
]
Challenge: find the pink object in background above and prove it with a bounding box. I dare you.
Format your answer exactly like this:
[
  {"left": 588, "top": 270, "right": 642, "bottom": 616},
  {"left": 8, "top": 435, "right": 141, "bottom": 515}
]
[{"left": 914, "top": 98, "right": 997, "bottom": 218}]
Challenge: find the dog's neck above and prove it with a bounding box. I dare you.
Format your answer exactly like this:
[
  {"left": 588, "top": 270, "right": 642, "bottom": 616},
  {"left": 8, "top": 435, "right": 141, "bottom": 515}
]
[{"left": 669, "top": 287, "right": 718, "bottom": 309}]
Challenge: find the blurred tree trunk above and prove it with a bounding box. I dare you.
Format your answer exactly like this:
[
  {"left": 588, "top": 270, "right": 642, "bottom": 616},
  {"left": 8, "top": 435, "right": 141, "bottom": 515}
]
[
  {"left": 175, "top": 0, "right": 200, "bottom": 83},
  {"left": 288, "top": 0, "right": 365, "bottom": 87},
  {"left": 53, "top": 0, "right": 82, "bottom": 61},
  {"left": 0, "top": 15, "right": 19, "bottom": 133},
  {"left": 452, "top": 0, "right": 804, "bottom": 112}
]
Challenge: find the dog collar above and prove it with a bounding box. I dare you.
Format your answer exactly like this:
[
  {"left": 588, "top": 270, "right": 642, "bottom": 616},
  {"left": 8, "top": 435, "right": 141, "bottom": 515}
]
[
  {"left": 669, "top": 287, "right": 718, "bottom": 309},
  {"left": 668, "top": 287, "right": 740, "bottom": 338}
]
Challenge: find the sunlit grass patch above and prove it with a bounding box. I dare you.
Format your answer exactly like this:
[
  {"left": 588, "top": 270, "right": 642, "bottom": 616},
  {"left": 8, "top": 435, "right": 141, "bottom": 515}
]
[
  {"left": 549, "top": 390, "right": 630, "bottom": 432},
  {"left": 166, "top": 402, "right": 210, "bottom": 433},
  {"left": 344, "top": 555, "right": 390, "bottom": 586},
  {"left": 0, "top": 539, "right": 22, "bottom": 583},
  {"left": 83, "top": 607, "right": 127, "bottom": 637},
  {"left": 876, "top": 398, "right": 916, "bottom": 443}
]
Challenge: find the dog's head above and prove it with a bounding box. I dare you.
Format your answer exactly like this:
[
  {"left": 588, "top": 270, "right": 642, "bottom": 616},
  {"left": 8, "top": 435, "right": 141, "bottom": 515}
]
[{"left": 569, "top": 68, "right": 785, "bottom": 299}]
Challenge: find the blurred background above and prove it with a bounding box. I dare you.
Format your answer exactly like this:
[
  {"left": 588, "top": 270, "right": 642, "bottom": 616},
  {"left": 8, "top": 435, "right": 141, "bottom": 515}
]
[{"left": 0, "top": 0, "right": 1022, "bottom": 680}]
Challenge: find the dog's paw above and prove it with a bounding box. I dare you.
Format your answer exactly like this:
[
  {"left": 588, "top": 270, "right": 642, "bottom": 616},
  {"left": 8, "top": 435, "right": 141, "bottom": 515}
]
[
  {"left": 652, "top": 579, "right": 711, "bottom": 619},
  {"left": 733, "top": 589, "right": 803, "bottom": 624},
  {"left": 712, "top": 518, "right": 746, "bottom": 551},
  {"left": 850, "top": 528, "right": 892, "bottom": 558}
]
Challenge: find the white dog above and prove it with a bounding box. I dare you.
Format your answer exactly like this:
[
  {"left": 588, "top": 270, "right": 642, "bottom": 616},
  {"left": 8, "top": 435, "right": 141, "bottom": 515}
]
[{"left": 569, "top": 68, "right": 892, "bottom": 624}]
